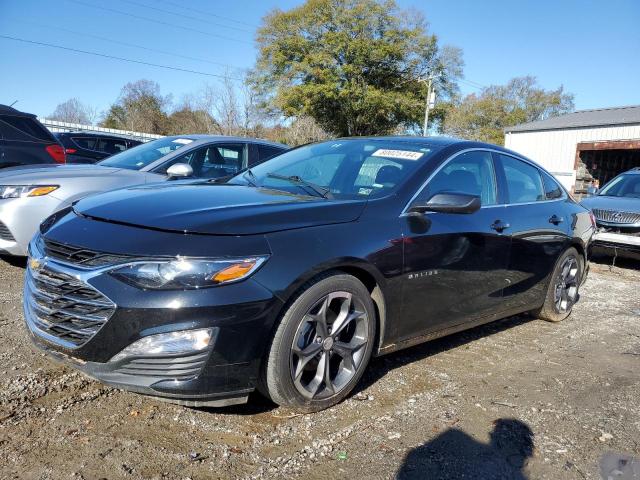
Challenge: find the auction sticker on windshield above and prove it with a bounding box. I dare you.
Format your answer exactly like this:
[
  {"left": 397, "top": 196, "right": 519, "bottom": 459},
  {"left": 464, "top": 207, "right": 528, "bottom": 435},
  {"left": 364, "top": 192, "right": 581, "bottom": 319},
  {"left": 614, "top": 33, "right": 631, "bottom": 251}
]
[
  {"left": 172, "top": 138, "right": 193, "bottom": 145},
  {"left": 372, "top": 149, "right": 424, "bottom": 160}
]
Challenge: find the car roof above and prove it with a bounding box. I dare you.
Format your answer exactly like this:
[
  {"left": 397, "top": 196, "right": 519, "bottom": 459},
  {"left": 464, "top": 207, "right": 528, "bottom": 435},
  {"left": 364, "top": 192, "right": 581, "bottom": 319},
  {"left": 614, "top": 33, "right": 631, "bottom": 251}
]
[
  {"left": 0, "top": 104, "right": 37, "bottom": 118},
  {"left": 162, "top": 134, "right": 288, "bottom": 148},
  {"left": 55, "top": 131, "right": 143, "bottom": 141}
]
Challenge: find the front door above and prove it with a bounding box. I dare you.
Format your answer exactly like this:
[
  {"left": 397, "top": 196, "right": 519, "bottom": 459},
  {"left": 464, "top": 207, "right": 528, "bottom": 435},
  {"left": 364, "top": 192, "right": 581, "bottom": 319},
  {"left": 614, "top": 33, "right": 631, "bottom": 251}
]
[{"left": 398, "top": 150, "right": 511, "bottom": 342}]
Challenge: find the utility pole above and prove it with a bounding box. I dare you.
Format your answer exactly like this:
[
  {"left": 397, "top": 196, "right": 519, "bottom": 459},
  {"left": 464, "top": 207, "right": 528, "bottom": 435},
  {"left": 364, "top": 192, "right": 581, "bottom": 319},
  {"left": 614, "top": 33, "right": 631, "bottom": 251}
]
[{"left": 422, "top": 77, "right": 435, "bottom": 137}]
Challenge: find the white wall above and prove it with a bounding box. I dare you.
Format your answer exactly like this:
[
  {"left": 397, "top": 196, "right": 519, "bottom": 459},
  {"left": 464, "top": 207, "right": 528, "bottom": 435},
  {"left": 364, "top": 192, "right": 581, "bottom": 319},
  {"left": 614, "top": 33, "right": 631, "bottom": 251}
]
[
  {"left": 504, "top": 124, "right": 640, "bottom": 190},
  {"left": 39, "top": 118, "right": 163, "bottom": 142}
]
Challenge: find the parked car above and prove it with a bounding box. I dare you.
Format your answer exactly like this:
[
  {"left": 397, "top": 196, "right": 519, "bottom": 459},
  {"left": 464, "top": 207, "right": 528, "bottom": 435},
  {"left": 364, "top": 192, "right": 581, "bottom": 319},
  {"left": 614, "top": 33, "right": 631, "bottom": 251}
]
[
  {"left": 0, "top": 135, "right": 287, "bottom": 256},
  {"left": 581, "top": 167, "right": 640, "bottom": 260},
  {"left": 24, "top": 137, "right": 594, "bottom": 411},
  {"left": 0, "top": 104, "right": 66, "bottom": 167},
  {"left": 54, "top": 132, "right": 143, "bottom": 164}
]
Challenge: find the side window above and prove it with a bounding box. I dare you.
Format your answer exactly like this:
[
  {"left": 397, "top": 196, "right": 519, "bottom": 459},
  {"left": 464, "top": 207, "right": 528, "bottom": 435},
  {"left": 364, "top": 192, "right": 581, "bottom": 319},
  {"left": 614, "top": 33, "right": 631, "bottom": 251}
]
[
  {"left": 499, "top": 155, "right": 545, "bottom": 203},
  {"left": 96, "top": 138, "right": 127, "bottom": 154},
  {"left": 0, "top": 115, "right": 53, "bottom": 142},
  {"left": 199, "top": 143, "right": 245, "bottom": 178},
  {"left": 71, "top": 136, "right": 97, "bottom": 150},
  {"left": 257, "top": 145, "right": 285, "bottom": 162},
  {"left": 541, "top": 171, "right": 564, "bottom": 200},
  {"left": 155, "top": 147, "right": 207, "bottom": 175},
  {"left": 418, "top": 150, "right": 497, "bottom": 205}
]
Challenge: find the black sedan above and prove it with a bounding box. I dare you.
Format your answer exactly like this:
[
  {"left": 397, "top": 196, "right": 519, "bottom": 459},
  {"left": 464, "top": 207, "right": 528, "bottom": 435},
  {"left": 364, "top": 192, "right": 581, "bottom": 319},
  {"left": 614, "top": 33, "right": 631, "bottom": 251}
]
[
  {"left": 24, "top": 137, "right": 594, "bottom": 411},
  {"left": 54, "top": 132, "right": 142, "bottom": 164}
]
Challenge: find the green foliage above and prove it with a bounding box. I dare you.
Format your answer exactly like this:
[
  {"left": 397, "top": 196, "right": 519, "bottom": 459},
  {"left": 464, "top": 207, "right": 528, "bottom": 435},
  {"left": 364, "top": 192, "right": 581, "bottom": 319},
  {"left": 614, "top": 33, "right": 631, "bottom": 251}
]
[
  {"left": 442, "top": 76, "right": 575, "bottom": 145},
  {"left": 251, "top": 0, "right": 462, "bottom": 137}
]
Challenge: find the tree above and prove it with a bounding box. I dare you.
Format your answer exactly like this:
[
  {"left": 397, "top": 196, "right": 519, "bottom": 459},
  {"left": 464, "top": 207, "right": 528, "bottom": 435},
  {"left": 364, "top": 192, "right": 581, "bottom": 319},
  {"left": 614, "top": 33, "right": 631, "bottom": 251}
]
[
  {"left": 101, "top": 80, "right": 171, "bottom": 134},
  {"left": 442, "top": 76, "right": 575, "bottom": 145},
  {"left": 281, "top": 116, "right": 330, "bottom": 146},
  {"left": 251, "top": 0, "right": 463, "bottom": 137},
  {"left": 49, "top": 98, "right": 97, "bottom": 125}
]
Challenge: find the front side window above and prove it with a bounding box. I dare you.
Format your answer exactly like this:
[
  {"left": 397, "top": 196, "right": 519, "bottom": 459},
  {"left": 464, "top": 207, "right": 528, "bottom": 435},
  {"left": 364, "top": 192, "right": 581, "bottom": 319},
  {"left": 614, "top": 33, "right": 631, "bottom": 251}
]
[
  {"left": 200, "top": 144, "right": 245, "bottom": 178},
  {"left": 71, "top": 136, "right": 97, "bottom": 150},
  {"left": 98, "top": 137, "right": 193, "bottom": 170},
  {"left": 96, "top": 138, "right": 128, "bottom": 154},
  {"left": 499, "top": 154, "right": 545, "bottom": 204},
  {"left": 417, "top": 150, "right": 497, "bottom": 206},
  {"left": 236, "top": 140, "right": 441, "bottom": 199}
]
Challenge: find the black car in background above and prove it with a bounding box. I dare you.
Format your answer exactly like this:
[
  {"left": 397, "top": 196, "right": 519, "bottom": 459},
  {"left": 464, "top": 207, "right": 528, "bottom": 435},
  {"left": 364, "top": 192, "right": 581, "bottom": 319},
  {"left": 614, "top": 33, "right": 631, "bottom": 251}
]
[
  {"left": 25, "top": 137, "right": 594, "bottom": 411},
  {"left": 54, "top": 132, "right": 143, "bottom": 164},
  {"left": 0, "top": 104, "right": 66, "bottom": 167}
]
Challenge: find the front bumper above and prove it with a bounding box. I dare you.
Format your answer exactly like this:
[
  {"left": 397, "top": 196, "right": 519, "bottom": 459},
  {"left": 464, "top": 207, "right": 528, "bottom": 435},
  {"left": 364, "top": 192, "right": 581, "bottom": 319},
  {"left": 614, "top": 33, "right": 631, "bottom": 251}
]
[
  {"left": 0, "top": 194, "right": 63, "bottom": 256},
  {"left": 592, "top": 231, "right": 640, "bottom": 260},
  {"left": 24, "top": 243, "right": 283, "bottom": 406}
]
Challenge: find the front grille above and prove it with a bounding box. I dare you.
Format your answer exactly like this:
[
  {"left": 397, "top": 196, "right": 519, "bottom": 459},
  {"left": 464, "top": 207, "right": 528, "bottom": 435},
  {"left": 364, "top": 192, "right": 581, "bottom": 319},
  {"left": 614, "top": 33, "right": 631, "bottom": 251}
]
[
  {"left": 43, "top": 238, "right": 134, "bottom": 268},
  {"left": 593, "top": 208, "right": 640, "bottom": 225},
  {"left": 0, "top": 221, "right": 15, "bottom": 241},
  {"left": 25, "top": 263, "right": 115, "bottom": 347},
  {"left": 114, "top": 351, "right": 209, "bottom": 381}
]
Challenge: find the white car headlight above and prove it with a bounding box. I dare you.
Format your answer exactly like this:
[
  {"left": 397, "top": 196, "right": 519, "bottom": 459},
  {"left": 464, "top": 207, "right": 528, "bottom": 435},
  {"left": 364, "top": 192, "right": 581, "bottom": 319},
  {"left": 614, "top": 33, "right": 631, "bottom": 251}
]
[
  {"left": 110, "top": 256, "right": 268, "bottom": 289},
  {"left": 0, "top": 185, "right": 59, "bottom": 199},
  {"left": 110, "top": 328, "right": 215, "bottom": 363}
]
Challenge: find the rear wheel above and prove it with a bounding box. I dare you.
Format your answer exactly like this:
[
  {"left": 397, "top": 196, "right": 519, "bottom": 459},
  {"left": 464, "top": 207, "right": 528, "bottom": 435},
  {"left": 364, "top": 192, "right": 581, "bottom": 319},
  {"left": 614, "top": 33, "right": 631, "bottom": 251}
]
[
  {"left": 535, "top": 247, "right": 583, "bottom": 322},
  {"left": 260, "top": 273, "right": 375, "bottom": 412}
]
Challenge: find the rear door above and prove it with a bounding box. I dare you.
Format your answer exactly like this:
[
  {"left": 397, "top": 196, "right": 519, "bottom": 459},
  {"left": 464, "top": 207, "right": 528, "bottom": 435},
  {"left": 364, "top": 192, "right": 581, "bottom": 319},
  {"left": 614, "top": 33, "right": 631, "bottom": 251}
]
[
  {"left": 0, "top": 114, "right": 57, "bottom": 167},
  {"left": 398, "top": 149, "right": 512, "bottom": 340},
  {"left": 495, "top": 153, "right": 571, "bottom": 311}
]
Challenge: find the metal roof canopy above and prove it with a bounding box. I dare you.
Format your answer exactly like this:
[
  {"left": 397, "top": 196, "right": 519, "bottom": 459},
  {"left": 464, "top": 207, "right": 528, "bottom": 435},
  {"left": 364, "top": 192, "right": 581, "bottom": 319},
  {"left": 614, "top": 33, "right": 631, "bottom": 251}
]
[{"left": 505, "top": 105, "right": 640, "bottom": 133}]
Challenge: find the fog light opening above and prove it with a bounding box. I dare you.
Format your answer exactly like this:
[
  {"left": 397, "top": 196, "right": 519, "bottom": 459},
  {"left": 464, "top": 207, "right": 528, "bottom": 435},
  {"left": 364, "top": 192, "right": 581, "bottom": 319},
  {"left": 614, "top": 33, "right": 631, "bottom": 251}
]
[{"left": 109, "top": 328, "right": 215, "bottom": 363}]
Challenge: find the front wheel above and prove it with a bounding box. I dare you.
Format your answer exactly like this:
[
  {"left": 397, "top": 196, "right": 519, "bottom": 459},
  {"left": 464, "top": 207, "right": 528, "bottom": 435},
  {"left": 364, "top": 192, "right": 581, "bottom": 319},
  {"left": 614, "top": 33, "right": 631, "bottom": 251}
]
[
  {"left": 535, "top": 247, "right": 583, "bottom": 322},
  {"left": 259, "top": 273, "right": 376, "bottom": 412}
]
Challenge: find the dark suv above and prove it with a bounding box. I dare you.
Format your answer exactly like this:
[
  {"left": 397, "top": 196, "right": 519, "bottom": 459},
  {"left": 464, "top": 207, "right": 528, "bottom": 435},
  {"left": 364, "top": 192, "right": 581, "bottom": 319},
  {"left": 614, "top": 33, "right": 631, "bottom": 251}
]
[
  {"left": 0, "top": 105, "right": 65, "bottom": 167},
  {"left": 54, "top": 132, "right": 143, "bottom": 164}
]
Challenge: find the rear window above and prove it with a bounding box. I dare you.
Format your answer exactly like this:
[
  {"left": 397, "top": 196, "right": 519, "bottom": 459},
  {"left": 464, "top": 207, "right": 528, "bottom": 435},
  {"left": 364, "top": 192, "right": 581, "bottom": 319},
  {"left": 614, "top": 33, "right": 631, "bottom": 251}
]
[
  {"left": 0, "top": 115, "right": 54, "bottom": 142},
  {"left": 541, "top": 171, "right": 564, "bottom": 200},
  {"left": 257, "top": 144, "right": 285, "bottom": 162}
]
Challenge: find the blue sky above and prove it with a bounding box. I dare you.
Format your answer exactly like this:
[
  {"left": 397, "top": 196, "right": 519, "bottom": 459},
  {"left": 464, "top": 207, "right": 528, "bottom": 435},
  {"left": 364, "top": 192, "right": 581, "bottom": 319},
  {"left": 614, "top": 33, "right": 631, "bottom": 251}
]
[{"left": 0, "top": 0, "right": 638, "bottom": 118}]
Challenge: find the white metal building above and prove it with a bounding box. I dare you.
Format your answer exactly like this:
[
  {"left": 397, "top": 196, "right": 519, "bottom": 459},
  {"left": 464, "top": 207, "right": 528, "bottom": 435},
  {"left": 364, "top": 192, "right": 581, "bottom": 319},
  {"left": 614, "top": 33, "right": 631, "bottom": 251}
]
[
  {"left": 504, "top": 105, "right": 640, "bottom": 193},
  {"left": 39, "top": 118, "right": 162, "bottom": 143}
]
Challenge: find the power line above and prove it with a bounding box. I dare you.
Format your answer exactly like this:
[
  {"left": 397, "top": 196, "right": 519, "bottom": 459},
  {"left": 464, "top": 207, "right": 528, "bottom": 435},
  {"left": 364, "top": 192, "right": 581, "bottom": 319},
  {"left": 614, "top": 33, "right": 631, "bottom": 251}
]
[
  {"left": 117, "top": 0, "right": 254, "bottom": 34},
  {"left": 459, "top": 78, "right": 486, "bottom": 90},
  {"left": 68, "top": 0, "right": 252, "bottom": 45},
  {"left": 0, "top": 34, "right": 244, "bottom": 80},
  {"left": 158, "top": 0, "right": 259, "bottom": 28},
  {"left": 18, "top": 19, "right": 247, "bottom": 72}
]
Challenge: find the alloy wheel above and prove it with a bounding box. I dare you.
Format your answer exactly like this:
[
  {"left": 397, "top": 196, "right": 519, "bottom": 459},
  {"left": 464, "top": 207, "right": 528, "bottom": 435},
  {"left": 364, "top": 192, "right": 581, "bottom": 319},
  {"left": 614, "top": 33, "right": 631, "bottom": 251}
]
[
  {"left": 554, "top": 256, "right": 579, "bottom": 313},
  {"left": 289, "top": 291, "right": 369, "bottom": 400}
]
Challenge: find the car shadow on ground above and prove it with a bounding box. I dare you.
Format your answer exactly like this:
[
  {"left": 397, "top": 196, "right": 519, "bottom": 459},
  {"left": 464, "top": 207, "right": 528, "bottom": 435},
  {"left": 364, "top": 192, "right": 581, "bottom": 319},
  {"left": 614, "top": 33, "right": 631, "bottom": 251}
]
[
  {"left": 0, "top": 255, "right": 26, "bottom": 269},
  {"left": 396, "top": 418, "right": 534, "bottom": 479},
  {"left": 590, "top": 253, "right": 640, "bottom": 270}
]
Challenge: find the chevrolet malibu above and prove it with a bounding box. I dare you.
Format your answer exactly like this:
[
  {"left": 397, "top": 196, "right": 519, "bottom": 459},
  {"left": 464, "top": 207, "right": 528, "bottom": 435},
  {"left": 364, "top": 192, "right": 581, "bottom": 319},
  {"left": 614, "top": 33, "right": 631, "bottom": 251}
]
[{"left": 24, "top": 137, "right": 594, "bottom": 411}]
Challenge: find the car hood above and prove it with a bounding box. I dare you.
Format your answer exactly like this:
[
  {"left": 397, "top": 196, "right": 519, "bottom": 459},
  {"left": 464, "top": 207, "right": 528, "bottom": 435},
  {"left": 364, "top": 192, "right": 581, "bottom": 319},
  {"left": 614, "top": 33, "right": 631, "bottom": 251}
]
[
  {"left": 580, "top": 195, "right": 640, "bottom": 212},
  {"left": 73, "top": 183, "right": 367, "bottom": 235},
  {"left": 0, "top": 164, "right": 128, "bottom": 183}
]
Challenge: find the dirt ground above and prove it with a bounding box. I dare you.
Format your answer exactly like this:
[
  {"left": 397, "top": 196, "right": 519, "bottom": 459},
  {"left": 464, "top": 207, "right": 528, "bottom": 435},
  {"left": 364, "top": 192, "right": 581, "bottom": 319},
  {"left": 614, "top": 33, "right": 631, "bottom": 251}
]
[{"left": 0, "top": 255, "right": 638, "bottom": 480}]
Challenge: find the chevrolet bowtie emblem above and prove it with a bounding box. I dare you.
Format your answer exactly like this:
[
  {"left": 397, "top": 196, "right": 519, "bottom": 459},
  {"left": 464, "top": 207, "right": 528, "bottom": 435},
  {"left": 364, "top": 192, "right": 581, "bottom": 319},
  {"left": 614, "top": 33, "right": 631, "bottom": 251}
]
[{"left": 29, "top": 258, "right": 42, "bottom": 270}]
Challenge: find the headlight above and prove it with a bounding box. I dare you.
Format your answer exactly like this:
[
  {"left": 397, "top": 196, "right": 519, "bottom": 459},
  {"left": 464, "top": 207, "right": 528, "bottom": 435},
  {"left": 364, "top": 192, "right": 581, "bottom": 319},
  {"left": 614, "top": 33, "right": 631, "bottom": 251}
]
[
  {"left": 0, "top": 185, "right": 59, "bottom": 199},
  {"left": 109, "top": 328, "right": 215, "bottom": 363},
  {"left": 110, "top": 256, "right": 268, "bottom": 289}
]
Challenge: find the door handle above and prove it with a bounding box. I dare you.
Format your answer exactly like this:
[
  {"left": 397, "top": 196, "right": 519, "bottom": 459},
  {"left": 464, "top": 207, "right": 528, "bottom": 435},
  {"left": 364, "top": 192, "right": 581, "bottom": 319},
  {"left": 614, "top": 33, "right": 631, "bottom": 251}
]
[
  {"left": 490, "top": 220, "right": 510, "bottom": 232},
  {"left": 549, "top": 215, "right": 564, "bottom": 225}
]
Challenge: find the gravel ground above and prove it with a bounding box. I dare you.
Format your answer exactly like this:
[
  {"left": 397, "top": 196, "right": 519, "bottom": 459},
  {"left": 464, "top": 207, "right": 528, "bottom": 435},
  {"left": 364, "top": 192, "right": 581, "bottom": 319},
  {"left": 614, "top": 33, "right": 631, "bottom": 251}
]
[{"left": 0, "top": 256, "right": 638, "bottom": 480}]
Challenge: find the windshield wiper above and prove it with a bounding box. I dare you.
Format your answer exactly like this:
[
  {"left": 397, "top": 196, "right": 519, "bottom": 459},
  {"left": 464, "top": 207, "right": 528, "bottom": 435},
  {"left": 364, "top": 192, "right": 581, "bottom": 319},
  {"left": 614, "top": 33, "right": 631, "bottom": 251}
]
[
  {"left": 242, "top": 168, "right": 258, "bottom": 187},
  {"left": 266, "top": 173, "right": 332, "bottom": 199}
]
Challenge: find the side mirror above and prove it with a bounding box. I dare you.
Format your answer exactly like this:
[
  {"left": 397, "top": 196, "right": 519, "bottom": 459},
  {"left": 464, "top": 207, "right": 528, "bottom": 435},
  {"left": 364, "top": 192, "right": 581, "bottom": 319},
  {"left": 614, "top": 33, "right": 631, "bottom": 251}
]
[
  {"left": 166, "top": 163, "right": 194, "bottom": 179},
  {"left": 409, "top": 192, "right": 481, "bottom": 215},
  {"left": 586, "top": 186, "right": 599, "bottom": 196}
]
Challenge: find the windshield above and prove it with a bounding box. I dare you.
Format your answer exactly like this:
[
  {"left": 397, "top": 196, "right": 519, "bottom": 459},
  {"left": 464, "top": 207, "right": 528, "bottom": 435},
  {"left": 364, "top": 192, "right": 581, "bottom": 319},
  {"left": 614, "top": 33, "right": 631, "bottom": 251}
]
[
  {"left": 231, "top": 139, "right": 441, "bottom": 200},
  {"left": 98, "top": 137, "right": 194, "bottom": 170},
  {"left": 599, "top": 174, "right": 640, "bottom": 198}
]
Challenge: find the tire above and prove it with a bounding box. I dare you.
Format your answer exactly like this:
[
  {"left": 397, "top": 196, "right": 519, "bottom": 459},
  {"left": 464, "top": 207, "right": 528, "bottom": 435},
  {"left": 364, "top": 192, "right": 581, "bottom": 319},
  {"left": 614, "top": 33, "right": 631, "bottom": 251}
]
[
  {"left": 534, "top": 247, "right": 584, "bottom": 322},
  {"left": 259, "top": 273, "right": 376, "bottom": 412}
]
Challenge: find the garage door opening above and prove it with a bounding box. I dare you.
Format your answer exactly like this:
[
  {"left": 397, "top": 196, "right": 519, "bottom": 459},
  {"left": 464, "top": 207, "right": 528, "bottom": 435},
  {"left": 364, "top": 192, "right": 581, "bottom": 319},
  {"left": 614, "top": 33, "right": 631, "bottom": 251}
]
[{"left": 574, "top": 140, "right": 640, "bottom": 194}]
